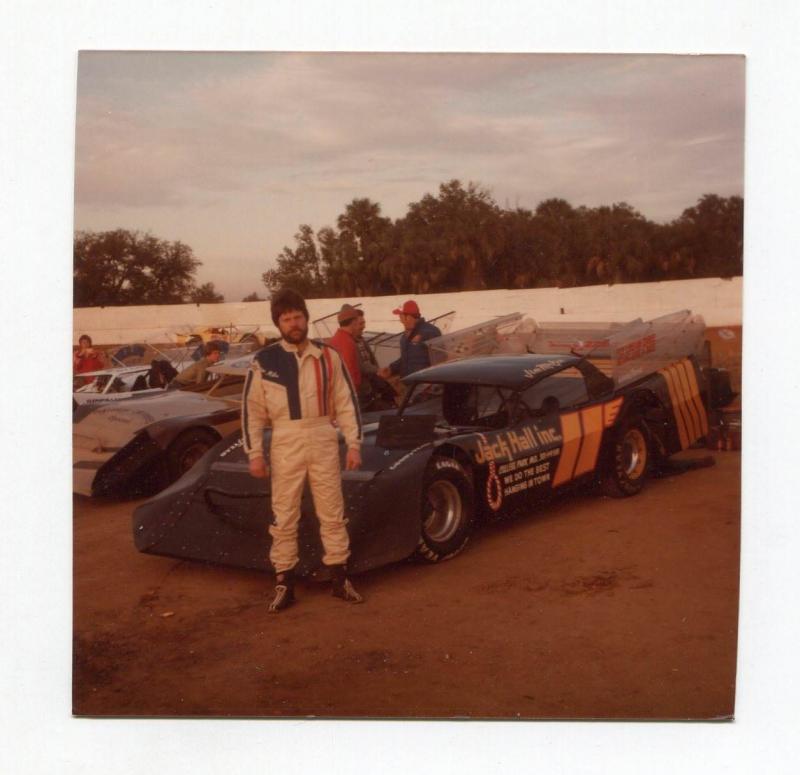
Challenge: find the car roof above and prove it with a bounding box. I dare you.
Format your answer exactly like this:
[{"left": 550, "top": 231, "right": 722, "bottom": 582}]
[
  {"left": 403, "top": 354, "right": 583, "bottom": 390},
  {"left": 75, "top": 364, "right": 150, "bottom": 378}
]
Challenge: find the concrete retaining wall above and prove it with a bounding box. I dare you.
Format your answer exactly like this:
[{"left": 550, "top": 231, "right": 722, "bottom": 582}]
[{"left": 74, "top": 276, "right": 742, "bottom": 345}]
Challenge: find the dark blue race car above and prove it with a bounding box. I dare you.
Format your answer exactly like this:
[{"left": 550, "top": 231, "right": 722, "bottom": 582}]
[{"left": 133, "top": 343, "right": 733, "bottom": 576}]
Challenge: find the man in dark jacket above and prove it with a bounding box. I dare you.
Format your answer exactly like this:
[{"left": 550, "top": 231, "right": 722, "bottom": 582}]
[{"left": 378, "top": 300, "right": 442, "bottom": 379}]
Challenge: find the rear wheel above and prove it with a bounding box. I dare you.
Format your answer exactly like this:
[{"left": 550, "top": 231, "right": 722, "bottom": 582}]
[
  {"left": 415, "top": 457, "right": 475, "bottom": 562},
  {"left": 601, "top": 418, "right": 650, "bottom": 497},
  {"left": 166, "top": 428, "right": 220, "bottom": 482}
]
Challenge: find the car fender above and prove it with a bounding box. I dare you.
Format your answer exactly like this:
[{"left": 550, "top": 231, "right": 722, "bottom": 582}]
[
  {"left": 145, "top": 408, "right": 240, "bottom": 449},
  {"left": 344, "top": 441, "right": 439, "bottom": 573}
]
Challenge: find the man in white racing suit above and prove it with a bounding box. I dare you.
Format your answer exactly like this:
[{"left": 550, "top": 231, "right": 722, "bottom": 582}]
[{"left": 243, "top": 288, "right": 364, "bottom": 612}]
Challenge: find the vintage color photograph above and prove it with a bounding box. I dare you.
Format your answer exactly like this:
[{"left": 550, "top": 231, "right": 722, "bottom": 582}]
[{"left": 72, "top": 51, "right": 743, "bottom": 719}]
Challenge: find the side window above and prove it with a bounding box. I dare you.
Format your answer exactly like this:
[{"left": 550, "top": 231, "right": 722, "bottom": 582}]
[
  {"left": 442, "top": 384, "right": 511, "bottom": 428},
  {"left": 517, "top": 368, "right": 590, "bottom": 418}
]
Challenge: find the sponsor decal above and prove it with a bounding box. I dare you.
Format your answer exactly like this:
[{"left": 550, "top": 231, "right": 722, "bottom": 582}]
[
  {"left": 523, "top": 359, "right": 566, "bottom": 379},
  {"left": 97, "top": 408, "right": 155, "bottom": 425},
  {"left": 472, "top": 423, "right": 562, "bottom": 465},
  {"left": 486, "top": 461, "right": 503, "bottom": 511},
  {"left": 388, "top": 442, "right": 433, "bottom": 471},
  {"left": 615, "top": 333, "right": 656, "bottom": 365},
  {"left": 219, "top": 437, "right": 244, "bottom": 458},
  {"left": 495, "top": 447, "right": 560, "bottom": 499}
]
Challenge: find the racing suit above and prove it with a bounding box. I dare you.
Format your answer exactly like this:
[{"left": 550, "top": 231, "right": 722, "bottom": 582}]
[{"left": 242, "top": 339, "right": 362, "bottom": 573}]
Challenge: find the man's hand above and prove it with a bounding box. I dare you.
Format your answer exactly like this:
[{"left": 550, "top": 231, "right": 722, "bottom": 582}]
[
  {"left": 249, "top": 457, "right": 270, "bottom": 478},
  {"left": 345, "top": 448, "right": 362, "bottom": 471},
  {"left": 377, "top": 366, "right": 391, "bottom": 379}
]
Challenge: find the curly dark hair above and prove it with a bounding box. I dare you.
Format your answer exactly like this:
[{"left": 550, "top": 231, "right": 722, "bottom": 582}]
[{"left": 270, "top": 288, "right": 309, "bottom": 327}]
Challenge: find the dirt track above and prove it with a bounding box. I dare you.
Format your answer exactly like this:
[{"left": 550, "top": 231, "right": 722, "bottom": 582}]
[{"left": 73, "top": 450, "right": 740, "bottom": 719}]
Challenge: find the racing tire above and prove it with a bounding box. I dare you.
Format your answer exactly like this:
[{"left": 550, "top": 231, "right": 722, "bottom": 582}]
[
  {"left": 166, "top": 428, "right": 220, "bottom": 482},
  {"left": 415, "top": 457, "right": 475, "bottom": 563},
  {"left": 600, "top": 417, "right": 650, "bottom": 498}
]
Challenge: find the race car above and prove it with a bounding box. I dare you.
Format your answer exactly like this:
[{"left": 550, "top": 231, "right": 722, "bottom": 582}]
[
  {"left": 73, "top": 369, "right": 246, "bottom": 498},
  {"left": 132, "top": 310, "right": 735, "bottom": 576}
]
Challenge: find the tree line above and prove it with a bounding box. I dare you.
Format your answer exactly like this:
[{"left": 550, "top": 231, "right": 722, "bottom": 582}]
[
  {"left": 73, "top": 180, "right": 743, "bottom": 307},
  {"left": 263, "top": 180, "right": 743, "bottom": 297},
  {"left": 74, "top": 229, "right": 224, "bottom": 307}
]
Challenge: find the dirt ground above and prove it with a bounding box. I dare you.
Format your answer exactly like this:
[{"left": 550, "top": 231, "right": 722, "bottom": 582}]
[{"left": 73, "top": 450, "right": 740, "bottom": 720}]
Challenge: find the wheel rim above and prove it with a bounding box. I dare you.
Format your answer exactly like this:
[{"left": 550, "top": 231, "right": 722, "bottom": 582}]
[
  {"left": 424, "top": 479, "right": 462, "bottom": 543},
  {"left": 178, "top": 442, "right": 210, "bottom": 474},
  {"left": 621, "top": 428, "right": 647, "bottom": 480}
]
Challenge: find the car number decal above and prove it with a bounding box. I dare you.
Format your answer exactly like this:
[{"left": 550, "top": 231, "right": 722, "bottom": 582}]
[{"left": 485, "top": 460, "right": 503, "bottom": 511}]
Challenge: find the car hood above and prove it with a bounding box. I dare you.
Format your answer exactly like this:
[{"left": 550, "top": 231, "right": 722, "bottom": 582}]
[{"left": 73, "top": 390, "right": 237, "bottom": 451}]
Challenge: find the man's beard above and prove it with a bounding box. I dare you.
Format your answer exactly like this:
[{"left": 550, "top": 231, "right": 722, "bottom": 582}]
[{"left": 281, "top": 323, "right": 308, "bottom": 345}]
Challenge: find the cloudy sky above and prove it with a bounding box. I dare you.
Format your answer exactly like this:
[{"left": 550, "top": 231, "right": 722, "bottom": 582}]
[{"left": 74, "top": 52, "right": 744, "bottom": 302}]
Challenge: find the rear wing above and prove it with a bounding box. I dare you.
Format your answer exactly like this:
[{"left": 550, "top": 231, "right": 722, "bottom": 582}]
[
  {"left": 426, "top": 309, "right": 706, "bottom": 389},
  {"left": 530, "top": 310, "right": 707, "bottom": 387},
  {"left": 426, "top": 313, "right": 525, "bottom": 365}
]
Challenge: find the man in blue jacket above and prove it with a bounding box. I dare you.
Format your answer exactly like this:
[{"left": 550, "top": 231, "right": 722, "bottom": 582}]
[{"left": 378, "top": 299, "right": 442, "bottom": 380}]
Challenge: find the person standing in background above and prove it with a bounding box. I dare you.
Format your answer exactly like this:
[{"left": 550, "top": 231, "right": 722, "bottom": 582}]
[
  {"left": 73, "top": 334, "right": 105, "bottom": 383},
  {"left": 171, "top": 341, "right": 223, "bottom": 387},
  {"left": 378, "top": 300, "right": 441, "bottom": 380}
]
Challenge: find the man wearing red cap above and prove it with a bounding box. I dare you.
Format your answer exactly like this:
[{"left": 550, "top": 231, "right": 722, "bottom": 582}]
[{"left": 378, "top": 300, "right": 442, "bottom": 380}]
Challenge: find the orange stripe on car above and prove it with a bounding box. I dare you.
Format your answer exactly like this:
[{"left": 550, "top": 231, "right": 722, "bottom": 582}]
[
  {"left": 574, "top": 405, "right": 604, "bottom": 477},
  {"left": 674, "top": 361, "right": 701, "bottom": 441},
  {"left": 682, "top": 359, "right": 709, "bottom": 436},
  {"left": 603, "top": 397, "right": 624, "bottom": 428},
  {"left": 668, "top": 363, "right": 696, "bottom": 447},
  {"left": 552, "top": 411, "right": 582, "bottom": 487},
  {"left": 660, "top": 365, "right": 689, "bottom": 449}
]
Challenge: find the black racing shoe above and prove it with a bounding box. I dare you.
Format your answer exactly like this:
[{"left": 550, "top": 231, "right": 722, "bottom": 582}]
[
  {"left": 268, "top": 571, "right": 296, "bottom": 613},
  {"left": 329, "top": 565, "right": 364, "bottom": 604}
]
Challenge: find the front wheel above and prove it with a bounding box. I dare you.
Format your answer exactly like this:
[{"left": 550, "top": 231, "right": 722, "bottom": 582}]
[
  {"left": 166, "top": 428, "right": 219, "bottom": 483},
  {"left": 415, "top": 457, "right": 475, "bottom": 563},
  {"left": 600, "top": 418, "right": 650, "bottom": 498}
]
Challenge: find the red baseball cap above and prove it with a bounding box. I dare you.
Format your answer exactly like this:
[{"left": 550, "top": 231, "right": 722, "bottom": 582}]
[{"left": 392, "top": 300, "right": 420, "bottom": 316}]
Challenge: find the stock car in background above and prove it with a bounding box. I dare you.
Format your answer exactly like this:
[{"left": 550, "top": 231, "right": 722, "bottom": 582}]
[
  {"left": 73, "top": 362, "right": 247, "bottom": 498},
  {"left": 174, "top": 324, "right": 278, "bottom": 347},
  {"left": 72, "top": 341, "right": 255, "bottom": 410},
  {"left": 132, "top": 310, "right": 735, "bottom": 575}
]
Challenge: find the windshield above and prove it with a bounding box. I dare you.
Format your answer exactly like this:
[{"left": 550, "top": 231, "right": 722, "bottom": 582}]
[{"left": 74, "top": 373, "right": 111, "bottom": 393}]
